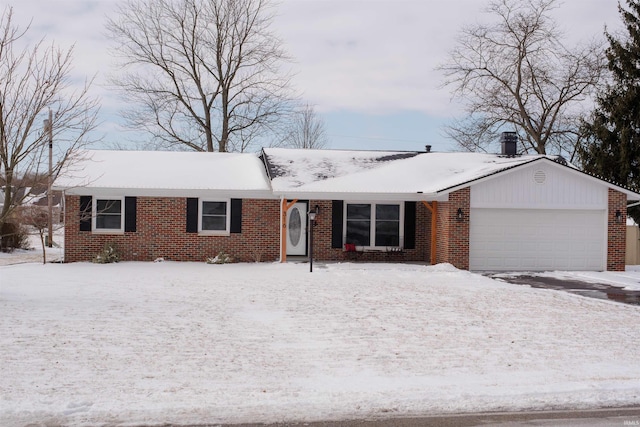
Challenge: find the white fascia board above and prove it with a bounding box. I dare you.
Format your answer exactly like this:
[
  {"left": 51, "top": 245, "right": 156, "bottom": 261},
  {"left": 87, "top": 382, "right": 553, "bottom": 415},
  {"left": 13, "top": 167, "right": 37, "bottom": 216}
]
[
  {"left": 546, "top": 161, "right": 640, "bottom": 200},
  {"left": 439, "top": 157, "right": 640, "bottom": 200},
  {"left": 61, "top": 187, "right": 278, "bottom": 199},
  {"left": 272, "top": 191, "right": 443, "bottom": 202}
]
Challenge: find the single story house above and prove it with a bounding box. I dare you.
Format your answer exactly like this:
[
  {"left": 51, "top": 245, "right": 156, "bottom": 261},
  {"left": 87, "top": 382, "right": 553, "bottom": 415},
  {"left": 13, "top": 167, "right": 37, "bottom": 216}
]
[{"left": 54, "top": 144, "right": 640, "bottom": 271}]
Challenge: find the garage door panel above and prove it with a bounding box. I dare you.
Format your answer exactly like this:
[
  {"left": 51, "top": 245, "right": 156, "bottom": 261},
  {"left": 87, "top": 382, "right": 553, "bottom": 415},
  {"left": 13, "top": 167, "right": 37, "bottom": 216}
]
[{"left": 470, "top": 209, "right": 605, "bottom": 271}]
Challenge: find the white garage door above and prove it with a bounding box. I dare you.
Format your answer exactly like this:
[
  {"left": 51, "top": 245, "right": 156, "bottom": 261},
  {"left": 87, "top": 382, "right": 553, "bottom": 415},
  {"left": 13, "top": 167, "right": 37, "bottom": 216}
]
[{"left": 470, "top": 209, "right": 606, "bottom": 271}]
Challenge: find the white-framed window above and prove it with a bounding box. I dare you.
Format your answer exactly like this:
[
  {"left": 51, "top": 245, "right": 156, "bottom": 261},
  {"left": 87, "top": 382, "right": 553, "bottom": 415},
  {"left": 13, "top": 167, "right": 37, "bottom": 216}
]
[
  {"left": 198, "top": 199, "right": 231, "bottom": 235},
  {"left": 344, "top": 202, "right": 403, "bottom": 248},
  {"left": 93, "top": 197, "right": 124, "bottom": 233}
]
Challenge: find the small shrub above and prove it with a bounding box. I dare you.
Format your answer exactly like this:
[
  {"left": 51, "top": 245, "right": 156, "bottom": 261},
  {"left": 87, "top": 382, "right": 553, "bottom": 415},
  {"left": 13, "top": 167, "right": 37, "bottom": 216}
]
[
  {"left": 16, "top": 225, "right": 30, "bottom": 250},
  {"left": 206, "top": 251, "right": 234, "bottom": 264},
  {"left": 0, "top": 222, "right": 30, "bottom": 252},
  {"left": 93, "top": 243, "right": 120, "bottom": 264},
  {"left": 249, "top": 248, "right": 263, "bottom": 263}
]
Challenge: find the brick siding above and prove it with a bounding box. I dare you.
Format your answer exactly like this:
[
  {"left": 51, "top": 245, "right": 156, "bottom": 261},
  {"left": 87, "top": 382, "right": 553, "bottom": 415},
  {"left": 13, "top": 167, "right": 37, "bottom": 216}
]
[
  {"left": 67, "top": 186, "right": 620, "bottom": 271},
  {"left": 64, "top": 196, "right": 280, "bottom": 263},
  {"left": 607, "top": 188, "right": 627, "bottom": 271},
  {"left": 435, "top": 201, "right": 450, "bottom": 265},
  {"left": 435, "top": 188, "right": 470, "bottom": 270}
]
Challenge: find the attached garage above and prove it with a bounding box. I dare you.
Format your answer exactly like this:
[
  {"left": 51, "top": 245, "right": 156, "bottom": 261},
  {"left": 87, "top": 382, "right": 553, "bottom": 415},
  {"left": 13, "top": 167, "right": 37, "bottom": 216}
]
[
  {"left": 470, "top": 208, "right": 606, "bottom": 271},
  {"left": 468, "top": 160, "right": 609, "bottom": 271}
]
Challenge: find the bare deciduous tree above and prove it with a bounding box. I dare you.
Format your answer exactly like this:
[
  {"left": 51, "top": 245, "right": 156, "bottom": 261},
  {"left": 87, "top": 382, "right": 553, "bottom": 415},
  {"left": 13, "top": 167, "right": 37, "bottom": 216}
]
[
  {"left": 20, "top": 205, "right": 48, "bottom": 264},
  {"left": 0, "top": 6, "right": 99, "bottom": 248},
  {"left": 280, "top": 103, "right": 328, "bottom": 149},
  {"left": 439, "top": 0, "right": 605, "bottom": 159},
  {"left": 107, "top": 0, "right": 293, "bottom": 153}
]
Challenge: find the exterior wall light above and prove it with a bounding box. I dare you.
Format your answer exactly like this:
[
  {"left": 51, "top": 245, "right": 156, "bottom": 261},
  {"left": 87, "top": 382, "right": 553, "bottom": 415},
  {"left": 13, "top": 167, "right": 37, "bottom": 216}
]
[
  {"left": 309, "top": 205, "right": 319, "bottom": 221},
  {"left": 615, "top": 209, "right": 623, "bottom": 224},
  {"left": 456, "top": 207, "right": 464, "bottom": 222}
]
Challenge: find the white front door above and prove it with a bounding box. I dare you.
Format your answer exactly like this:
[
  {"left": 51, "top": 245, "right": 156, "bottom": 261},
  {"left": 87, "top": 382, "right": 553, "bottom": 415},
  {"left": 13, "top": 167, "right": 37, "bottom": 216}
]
[{"left": 286, "top": 202, "right": 308, "bottom": 256}]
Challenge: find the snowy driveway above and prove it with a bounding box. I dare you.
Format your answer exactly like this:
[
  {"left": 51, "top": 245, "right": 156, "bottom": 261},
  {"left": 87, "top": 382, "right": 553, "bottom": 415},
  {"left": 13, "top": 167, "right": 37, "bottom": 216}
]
[{"left": 1, "top": 261, "right": 640, "bottom": 426}]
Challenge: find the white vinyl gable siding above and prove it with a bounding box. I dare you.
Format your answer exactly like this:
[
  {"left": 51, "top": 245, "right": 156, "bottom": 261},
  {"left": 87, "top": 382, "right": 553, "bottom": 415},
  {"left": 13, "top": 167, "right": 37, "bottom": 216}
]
[{"left": 470, "top": 162, "right": 608, "bottom": 210}]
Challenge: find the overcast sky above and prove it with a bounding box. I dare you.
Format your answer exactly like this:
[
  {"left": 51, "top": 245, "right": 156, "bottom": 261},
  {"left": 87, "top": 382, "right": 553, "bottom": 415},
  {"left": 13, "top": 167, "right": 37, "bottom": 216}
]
[{"left": 7, "top": 0, "right": 624, "bottom": 152}]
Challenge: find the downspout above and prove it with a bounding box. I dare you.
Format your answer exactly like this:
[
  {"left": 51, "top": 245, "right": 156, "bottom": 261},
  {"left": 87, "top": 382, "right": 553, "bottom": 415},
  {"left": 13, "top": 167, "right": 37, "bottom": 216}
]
[
  {"left": 280, "top": 197, "right": 286, "bottom": 263},
  {"left": 61, "top": 190, "right": 66, "bottom": 263}
]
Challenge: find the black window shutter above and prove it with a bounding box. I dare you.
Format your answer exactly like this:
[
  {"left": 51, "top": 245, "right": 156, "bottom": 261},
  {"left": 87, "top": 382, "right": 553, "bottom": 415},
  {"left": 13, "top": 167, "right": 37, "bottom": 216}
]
[
  {"left": 124, "top": 197, "right": 137, "bottom": 232},
  {"left": 230, "top": 199, "right": 242, "bottom": 233},
  {"left": 331, "top": 200, "right": 344, "bottom": 248},
  {"left": 186, "top": 198, "right": 198, "bottom": 233},
  {"left": 404, "top": 201, "right": 416, "bottom": 249},
  {"left": 79, "top": 196, "right": 92, "bottom": 232}
]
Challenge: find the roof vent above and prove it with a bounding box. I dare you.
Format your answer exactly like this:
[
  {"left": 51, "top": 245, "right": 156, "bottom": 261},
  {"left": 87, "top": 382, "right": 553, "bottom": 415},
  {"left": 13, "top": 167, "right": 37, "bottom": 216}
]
[
  {"left": 533, "top": 169, "right": 546, "bottom": 184},
  {"left": 425, "top": 145, "right": 431, "bottom": 153},
  {"left": 500, "top": 132, "right": 517, "bottom": 156}
]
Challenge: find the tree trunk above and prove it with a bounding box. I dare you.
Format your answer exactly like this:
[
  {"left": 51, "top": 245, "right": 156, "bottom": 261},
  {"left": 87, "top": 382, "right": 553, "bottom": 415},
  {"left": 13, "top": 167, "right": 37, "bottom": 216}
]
[
  {"left": 39, "top": 229, "right": 46, "bottom": 264},
  {"left": 0, "top": 179, "right": 13, "bottom": 248},
  {"left": 220, "top": 88, "right": 230, "bottom": 152}
]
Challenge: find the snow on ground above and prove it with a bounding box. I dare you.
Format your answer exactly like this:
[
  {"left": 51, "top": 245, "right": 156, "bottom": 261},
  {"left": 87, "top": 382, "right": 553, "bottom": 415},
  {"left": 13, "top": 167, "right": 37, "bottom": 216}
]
[
  {"left": 1, "top": 259, "right": 640, "bottom": 426},
  {"left": 0, "top": 229, "right": 64, "bottom": 266}
]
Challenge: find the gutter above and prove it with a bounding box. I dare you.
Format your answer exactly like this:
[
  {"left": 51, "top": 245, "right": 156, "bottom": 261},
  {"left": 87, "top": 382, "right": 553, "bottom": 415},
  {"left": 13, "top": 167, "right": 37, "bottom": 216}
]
[
  {"left": 58, "top": 187, "right": 278, "bottom": 199},
  {"left": 270, "top": 191, "right": 442, "bottom": 202}
]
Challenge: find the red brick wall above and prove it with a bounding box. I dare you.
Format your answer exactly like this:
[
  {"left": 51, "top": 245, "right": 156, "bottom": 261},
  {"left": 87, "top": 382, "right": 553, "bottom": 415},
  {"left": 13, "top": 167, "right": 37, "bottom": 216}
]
[
  {"left": 312, "top": 200, "right": 431, "bottom": 263},
  {"left": 64, "top": 196, "right": 280, "bottom": 263},
  {"left": 436, "top": 201, "right": 450, "bottom": 265},
  {"left": 607, "top": 189, "right": 627, "bottom": 271},
  {"left": 65, "top": 196, "right": 439, "bottom": 265},
  {"left": 435, "top": 188, "right": 470, "bottom": 270}
]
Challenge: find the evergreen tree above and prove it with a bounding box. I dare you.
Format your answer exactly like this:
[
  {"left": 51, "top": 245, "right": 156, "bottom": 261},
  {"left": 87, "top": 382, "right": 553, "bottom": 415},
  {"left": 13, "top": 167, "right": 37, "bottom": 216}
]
[{"left": 580, "top": 0, "right": 640, "bottom": 224}]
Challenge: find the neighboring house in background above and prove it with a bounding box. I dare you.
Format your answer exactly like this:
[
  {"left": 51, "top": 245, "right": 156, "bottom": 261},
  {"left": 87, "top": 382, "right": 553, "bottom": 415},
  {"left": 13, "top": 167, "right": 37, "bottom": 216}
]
[
  {"left": 54, "top": 144, "right": 640, "bottom": 271},
  {"left": 1, "top": 186, "right": 63, "bottom": 224},
  {"left": 24, "top": 188, "right": 64, "bottom": 224}
]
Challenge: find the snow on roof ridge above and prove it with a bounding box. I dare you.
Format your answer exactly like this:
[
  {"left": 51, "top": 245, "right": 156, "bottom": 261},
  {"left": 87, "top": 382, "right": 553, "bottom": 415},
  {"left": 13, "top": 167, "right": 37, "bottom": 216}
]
[
  {"left": 264, "top": 146, "right": 421, "bottom": 154},
  {"left": 81, "top": 148, "right": 258, "bottom": 156}
]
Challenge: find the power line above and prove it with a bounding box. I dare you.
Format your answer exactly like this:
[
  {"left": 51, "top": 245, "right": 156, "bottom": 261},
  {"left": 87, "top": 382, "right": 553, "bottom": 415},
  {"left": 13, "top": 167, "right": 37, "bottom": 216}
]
[{"left": 327, "top": 133, "right": 434, "bottom": 144}]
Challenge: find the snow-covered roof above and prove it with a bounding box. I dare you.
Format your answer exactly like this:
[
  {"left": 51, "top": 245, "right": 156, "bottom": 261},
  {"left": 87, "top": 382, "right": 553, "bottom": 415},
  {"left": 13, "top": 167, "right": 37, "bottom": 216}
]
[
  {"left": 54, "top": 150, "right": 274, "bottom": 198},
  {"left": 262, "top": 148, "right": 559, "bottom": 201},
  {"left": 54, "top": 148, "right": 640, "bottom": 201}
]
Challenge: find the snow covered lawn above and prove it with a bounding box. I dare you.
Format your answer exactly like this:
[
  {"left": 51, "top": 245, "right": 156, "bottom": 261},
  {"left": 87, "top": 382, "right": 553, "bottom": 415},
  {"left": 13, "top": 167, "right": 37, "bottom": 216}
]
[{"left": 1, "top": 261, "right": 640, "bottom": 426}]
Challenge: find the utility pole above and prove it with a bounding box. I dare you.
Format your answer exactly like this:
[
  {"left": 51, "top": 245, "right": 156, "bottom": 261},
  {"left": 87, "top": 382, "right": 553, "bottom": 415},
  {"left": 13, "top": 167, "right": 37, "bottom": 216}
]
[{"left": 45, "top": 109, "right": 53, "bottom": 248}]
